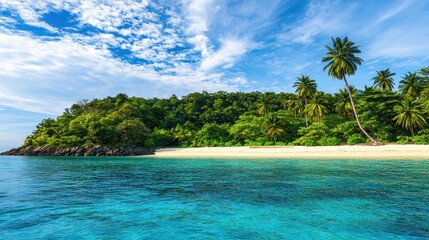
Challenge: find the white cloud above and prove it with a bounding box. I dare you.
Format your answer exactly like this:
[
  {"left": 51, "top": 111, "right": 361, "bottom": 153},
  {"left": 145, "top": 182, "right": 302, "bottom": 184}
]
[
  {"left": 200, "top": 39, "right": 250, "bottom": 71},
  {"left": 0, "top": 0, "right": 303, "bottom": 117},
  {"left": 280, "top": 0, "right": 352, "bottom": 44},
  {"left": 183, "top": 0, "right": 214, "bottom": 57},
  {"left": 185, "top": 0, "right": 213, "bottom": 33},
  {"left": 367, "top": 27, "right": 429, "bottom": 59},
  {"left": 366, "top": 2, "right": 429, "bottom": 60},
  {"left": 375, "top": 0, "right": 414, "bottom": 24},
  {"left": 0, "top": 32, "right": 245, "bottom": 114}
]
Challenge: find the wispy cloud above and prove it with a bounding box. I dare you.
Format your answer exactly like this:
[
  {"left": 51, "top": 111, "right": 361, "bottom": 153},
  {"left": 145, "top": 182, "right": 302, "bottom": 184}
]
[
  {"left": 365, "top": 1, "right": 429, "bottom": 60},
  {"left": 279, "top": 0, "right": 353, "bottom": 44},
  {"left": 375, "top": 0, "right": 414, "bottom": 24}
]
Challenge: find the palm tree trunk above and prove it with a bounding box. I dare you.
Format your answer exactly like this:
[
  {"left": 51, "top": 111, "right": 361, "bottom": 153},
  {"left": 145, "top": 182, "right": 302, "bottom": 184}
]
[
  {"left": 304, "top": 97, "right": 308, "bottom": 127},
  {"left": 274, "top": 135, "right": 277, "bottom": 144},
  {"left": 343, "top": 77, "right": 380, "bottom": 145}
]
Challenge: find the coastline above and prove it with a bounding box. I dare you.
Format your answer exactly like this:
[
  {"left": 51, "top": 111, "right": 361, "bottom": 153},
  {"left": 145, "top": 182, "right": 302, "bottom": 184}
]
[{"left": 152, "top": 145, "right": 429, "bottom": 159}]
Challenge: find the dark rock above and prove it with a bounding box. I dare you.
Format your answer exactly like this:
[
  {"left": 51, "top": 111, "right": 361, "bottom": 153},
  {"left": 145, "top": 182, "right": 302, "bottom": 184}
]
[{"left": 0, "top": 146, "right": 158, "bottom": 156}]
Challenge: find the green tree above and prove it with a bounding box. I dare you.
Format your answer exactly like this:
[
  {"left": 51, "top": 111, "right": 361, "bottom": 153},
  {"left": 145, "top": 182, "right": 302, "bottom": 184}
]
[
  {"left": 399, "top": 72, "right": 422, "bottom": 99},
  {"left": 264, "top": 114, "right": 285, "bottom": 144},
  {"left": 116, "top": 119, "right": 150, "bottom": 146},
  {"left": 372, "top": 68, "right": 395, "bottom": 91},
  {"left": 293, "top": 75, "right": 317, "bottom": 127},
  {"left": 334, "top": 88, "right": 354, "bottom": 119},
  {"left": 357, "top": 89, "right": 402, "bottom": 142},
  {"left": 293, "top": 122, "right": 331, "bottom": 146},
  {"left": 305, "top": 92, "right": 328, "bottom": 122},
  {"left": 195, "top": 123, "right": 230, "bottom": 146},
  {"left": 322, "top": 36, "right": 379, "bottom": 144},
  {"left": 283, "top": 96, "right": 305, "bottom": 117},
  {"left": 393, "top": 98, "right": 427, "bottom": 138},
  {"left": 229, "top": 115, "right": 265, "bottom": 142},
  {"left": 256, "top": 93, "right": 273, "bottom": 116},
  {"left": 417, "top": 66, "right": 429, "bottom": 86}
]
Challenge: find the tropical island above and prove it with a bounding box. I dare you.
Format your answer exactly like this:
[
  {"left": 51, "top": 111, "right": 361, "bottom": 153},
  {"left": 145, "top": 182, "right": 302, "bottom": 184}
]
[
  {"left": 2, "top": 37, "right": 429, "bottom": 156},
  {"left": 3, "top": 2, "right": 429, "bottom": 239}
]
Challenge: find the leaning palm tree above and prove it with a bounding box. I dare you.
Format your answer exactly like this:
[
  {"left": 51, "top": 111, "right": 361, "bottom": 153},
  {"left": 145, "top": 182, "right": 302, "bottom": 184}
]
[
  {"left": 305, "top": 92, "right": 328, "bottom": 122},
  {"left": 265, "top": 114, "right": 285, "bottom": 144},
  {"left": 322, "top": 37, "right": 378, "bottom": 144},
  {"left": 393, "top": 97, "right": 427, "bottom": 138},
  {"left": 256, "top": 93, "right": 273, "bottom": 116},
  {"left": 293, "top": 75, "right": 317, "bottom": 127},
  {"left": 399, "top": 72, "right": 422, "bottom": 99},
  {"left": 372, "top": 68, "right": 395, "bottom": 91}
]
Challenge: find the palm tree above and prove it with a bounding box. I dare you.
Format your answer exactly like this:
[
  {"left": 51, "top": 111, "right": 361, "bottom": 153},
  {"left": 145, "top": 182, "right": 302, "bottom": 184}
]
[
  {"left": 393, "top": 97, "right": 427, "bottom": 138},
  {"left": 293, "top": 75, "right": 317, "bottom": 127},
  {"left": 282, "top": 96, "right": 305, "bottom": 117},
  {"left": 334, "top": 88, "right": 354, "bottom": 119},
  {"left": 256, "top": 93, "right": 273, "bottom": 116},
  {"left": 265, "top": 114, "right": 285, "bottom": 144},
  {"left": 399, "top": 72, "right": 422, "bottom": 99},
  {"left": 322, "top": 36, "right": 379, "bottom": 144},
  {"left": 417, "top": 66, "right": 429, "bottom": 85},
  {"left": 305, "top": 92, "right": 328, "bottom": 122},
  {"left": 372, "top": 68, "right": 395, "bottom": 91}
]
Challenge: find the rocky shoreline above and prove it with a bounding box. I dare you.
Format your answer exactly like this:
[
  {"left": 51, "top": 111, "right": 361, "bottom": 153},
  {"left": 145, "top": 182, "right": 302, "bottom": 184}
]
[{"left": 0, "top": 146, "right": 158, "bottom": 156}]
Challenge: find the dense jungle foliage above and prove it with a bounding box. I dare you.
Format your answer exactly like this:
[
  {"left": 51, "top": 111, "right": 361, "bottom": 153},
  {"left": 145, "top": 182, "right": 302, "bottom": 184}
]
[
  {"left": 23, "top": 65, "right": 429, "bottom": 148},
  {"left": 23, "top": 37, "right": 429, "bottom": 148}
]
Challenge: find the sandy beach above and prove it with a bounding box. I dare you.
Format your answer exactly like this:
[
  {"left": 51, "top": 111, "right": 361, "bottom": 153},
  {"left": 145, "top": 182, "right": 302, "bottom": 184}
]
[{"left": 153, "top": 145, "right": 429, "bottom": 159}]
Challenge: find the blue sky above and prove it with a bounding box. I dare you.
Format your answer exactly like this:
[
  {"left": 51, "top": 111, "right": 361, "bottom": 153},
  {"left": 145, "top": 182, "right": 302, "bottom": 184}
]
[{"left": 1, "top": 0, "right": 429, "bottom": 150}]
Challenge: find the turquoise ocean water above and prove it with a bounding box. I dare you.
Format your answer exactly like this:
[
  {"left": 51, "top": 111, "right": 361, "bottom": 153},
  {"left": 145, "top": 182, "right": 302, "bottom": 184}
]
[{"left": 0, "top": 156, "right": 428, "bottom": 239}]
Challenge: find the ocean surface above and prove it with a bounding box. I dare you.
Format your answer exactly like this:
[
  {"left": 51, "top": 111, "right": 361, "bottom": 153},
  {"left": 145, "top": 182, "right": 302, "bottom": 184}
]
[{"left": 0, "top": 156, "right": 428, "bottom": 239}]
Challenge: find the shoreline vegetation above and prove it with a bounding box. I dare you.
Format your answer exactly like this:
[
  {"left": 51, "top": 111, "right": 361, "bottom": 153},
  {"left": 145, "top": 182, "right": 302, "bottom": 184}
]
[{"left": 10, "top": 37, "right": 429, "bottom": 156}]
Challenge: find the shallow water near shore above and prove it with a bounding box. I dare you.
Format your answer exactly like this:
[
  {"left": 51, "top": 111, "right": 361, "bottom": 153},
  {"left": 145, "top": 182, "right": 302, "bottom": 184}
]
[{"left": 1, "top": 156, "right": 428, "bottom": 239}]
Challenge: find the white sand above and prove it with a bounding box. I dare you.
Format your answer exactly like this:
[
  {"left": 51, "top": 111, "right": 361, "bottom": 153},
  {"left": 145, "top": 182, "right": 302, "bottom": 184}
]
[{"left": 153, "top": 145, "right": 429, "bottom": 159}]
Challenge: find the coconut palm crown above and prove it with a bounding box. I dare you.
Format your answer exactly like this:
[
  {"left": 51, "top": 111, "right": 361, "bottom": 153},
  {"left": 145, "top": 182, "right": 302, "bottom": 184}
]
[
  {"left": 305, "top": 92, "right": 328, "bottom": 122},
  {"left": 399, "top": 72, "right": 422, "bottom": 99},
  {"left": 393, "top": 97, "right": 427, "bottom": 138},
  {"left": 372, "top": 68, "right": 396, "bottom": 91},
  {"left": 265, "top": 113, "right": 285, "bottom": 144},
  {"left": 322, "top": 37, "right": 363, "bottom": 79},
  {"left": 335, "top": 87, "right": 355, "bottom": 119},
  {"left": 293, "top": 75, "right": 317, "bottom": 127},
  {"left": 256, "top": 93, "right": 273, "bottom": 116}
]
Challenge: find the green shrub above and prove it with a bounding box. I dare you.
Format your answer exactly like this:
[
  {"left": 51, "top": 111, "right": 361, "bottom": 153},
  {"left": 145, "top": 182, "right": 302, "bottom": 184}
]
[
  {"left": 150, "top": 129, "right": 176, "bottom": 147},
  {"left": 293, "top": 122, "right": 331, "bottom": 146},
  {"left": 396, "top": 135, "right": 412, "bottom": 144},
  {"left": 319, "top": 136, "right": 341, "bottom": 146},
  {"left": 304, "top": 140, "right": 316, "bottom": 146},
  {"left": 347, "top": 134, "right": 366, "bottom": 145},
  {"left": 332, "top": 121, "right": 360, "bottom": 142},
  {"left": 413, "top": 135, "right": 429, "bottom": 144}
]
